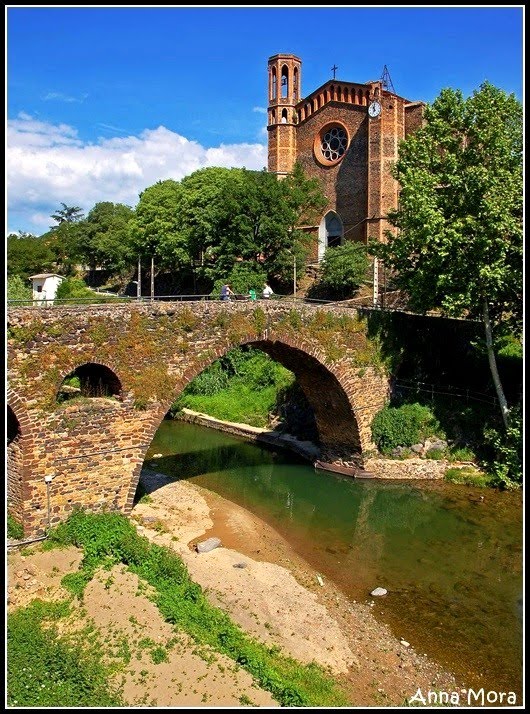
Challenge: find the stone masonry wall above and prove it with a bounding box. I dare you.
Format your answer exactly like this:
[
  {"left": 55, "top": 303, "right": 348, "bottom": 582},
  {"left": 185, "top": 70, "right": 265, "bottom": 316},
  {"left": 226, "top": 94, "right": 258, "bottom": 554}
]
[
  {"left": 7, "top": 435, "right": 23, "bottom": 521},
  {"left": 7, "top": 301, "right": 390, "bottom": 536}
]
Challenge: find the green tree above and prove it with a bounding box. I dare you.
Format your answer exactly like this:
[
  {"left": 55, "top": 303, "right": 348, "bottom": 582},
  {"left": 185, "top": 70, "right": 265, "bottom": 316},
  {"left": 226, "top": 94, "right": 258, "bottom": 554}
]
[
  {"left": 129, "top": 179, "right": 191, "bottom": 277},
  {"left": 319, "top": 242, "right": 369, "bottom": 299},
  {"left": 7, "top": 274, "right": 32, "bottom": 303},
  {"left": 41, "top": 203, "right": 86, "bottom": 274},
  {"left": 177, "top": 167, "right": 241, "bottom": 288},
  {"left": 7, "top": 232, "right": 55, "bottom": 278},
  {"left": 175, "top": 164, "right": 326, "bottom": 289},
  {"left": 50, "top": 202, "right": 85, "bottom": 226},
  {"left": 41, "top": 222, "right": 85, "bottom": 276},
  {"left": 77, "top": 202, "right": 135, "bottom": 273},
  {"left": 278, "top": 162, "right": 328, "bottom": 291},
  {"left": 370, "top": 82, "right": 523, "bottom": 429}
]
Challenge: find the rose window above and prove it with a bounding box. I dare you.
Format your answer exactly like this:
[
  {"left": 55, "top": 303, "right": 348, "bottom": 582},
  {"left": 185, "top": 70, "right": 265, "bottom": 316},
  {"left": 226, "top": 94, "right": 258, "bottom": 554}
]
[{"left": 320, "top": 126, "right": 348, "bottom": 161}]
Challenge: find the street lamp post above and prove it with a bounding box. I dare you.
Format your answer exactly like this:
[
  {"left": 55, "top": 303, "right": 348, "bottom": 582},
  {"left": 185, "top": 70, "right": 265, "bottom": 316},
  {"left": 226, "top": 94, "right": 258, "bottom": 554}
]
[
  {"left": 293, "top": 251, "right": 297, "bottom": 300},
  {"left": 288, "top": 227, "right": 296, "bottom": 300},
  {"left": 137, "top": 256, "right": 142, "bottom": 300}
]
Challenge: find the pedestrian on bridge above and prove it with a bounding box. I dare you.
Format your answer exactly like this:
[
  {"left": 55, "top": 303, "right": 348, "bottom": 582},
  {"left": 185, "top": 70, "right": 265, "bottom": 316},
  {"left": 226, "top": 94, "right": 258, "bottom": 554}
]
[
  {"left": 220, "top": 283, "right": 234, "bottom": 301},
  {"left": 262, "top": 283, "right": 273, "bottom": 299}
]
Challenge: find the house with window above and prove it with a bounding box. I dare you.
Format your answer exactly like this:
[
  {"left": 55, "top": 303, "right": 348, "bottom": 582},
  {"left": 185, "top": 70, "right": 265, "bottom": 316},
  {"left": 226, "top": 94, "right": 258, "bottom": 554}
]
[{"left": 29, "top": 273, "right": 65, "bottom": 304}]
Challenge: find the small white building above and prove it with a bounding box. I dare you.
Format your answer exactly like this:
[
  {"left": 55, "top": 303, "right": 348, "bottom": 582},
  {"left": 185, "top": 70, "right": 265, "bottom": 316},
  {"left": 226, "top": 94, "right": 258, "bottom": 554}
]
[{"left": 29, "top": 273, "right": 65, "bottom": 305}]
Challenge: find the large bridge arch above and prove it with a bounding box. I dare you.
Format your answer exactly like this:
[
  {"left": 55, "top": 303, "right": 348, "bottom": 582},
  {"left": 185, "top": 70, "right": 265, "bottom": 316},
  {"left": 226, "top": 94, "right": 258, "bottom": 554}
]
[
  {"left": 250, "top": 334, "right": 363, "bottom": 452},
  {"left": 7, "top": 302, "right": 390, "bottom": 536},
  {"left": 123, "top": 329, "right": 384, "bottom": 512}
]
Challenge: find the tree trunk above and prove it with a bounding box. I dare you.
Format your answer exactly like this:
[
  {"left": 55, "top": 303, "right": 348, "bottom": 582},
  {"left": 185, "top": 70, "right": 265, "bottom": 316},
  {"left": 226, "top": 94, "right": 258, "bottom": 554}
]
[{"left": 483, "top": 297, "right": 510, "bottom": 429}]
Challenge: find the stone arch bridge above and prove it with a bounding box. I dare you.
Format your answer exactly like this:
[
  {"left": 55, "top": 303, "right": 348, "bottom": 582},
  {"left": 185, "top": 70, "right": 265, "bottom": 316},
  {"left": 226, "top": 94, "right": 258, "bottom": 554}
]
[{"left": 7, "top": 301, "right": 390, "bottom": 537}]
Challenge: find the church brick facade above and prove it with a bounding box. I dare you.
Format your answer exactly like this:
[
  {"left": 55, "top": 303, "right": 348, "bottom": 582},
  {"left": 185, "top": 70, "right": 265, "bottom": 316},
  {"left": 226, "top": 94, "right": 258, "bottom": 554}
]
[{"left": 267, "top": 53, "right": 424, "bottom": 263}]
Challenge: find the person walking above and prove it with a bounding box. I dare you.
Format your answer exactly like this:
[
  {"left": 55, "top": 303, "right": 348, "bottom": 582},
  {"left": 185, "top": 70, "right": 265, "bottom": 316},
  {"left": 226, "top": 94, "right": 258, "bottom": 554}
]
[
  {"left": 262, "top": 283, "right": 273, "bottom": 299},
  {"left": 220, "top": 283, "right": 234, "bottom": 301}
]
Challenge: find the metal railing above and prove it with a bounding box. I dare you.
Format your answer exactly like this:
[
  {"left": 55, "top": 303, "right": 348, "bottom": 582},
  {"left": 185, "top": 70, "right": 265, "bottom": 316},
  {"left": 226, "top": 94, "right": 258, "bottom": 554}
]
[{"left": 7, "top": 293, "right": 345, "bottom": 308}]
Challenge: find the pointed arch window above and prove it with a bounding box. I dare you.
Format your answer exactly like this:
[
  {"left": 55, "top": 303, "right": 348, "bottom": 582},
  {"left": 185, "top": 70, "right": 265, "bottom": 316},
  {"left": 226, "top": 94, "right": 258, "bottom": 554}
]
[
  {"left": 318, "top": 211, "right": 344, "bottom": 261},
  {"left": 325, "top": 212, "right": 343, "bottom": 248},
  {"left": 271, "top": 67, "right": 277, "bottom": 100},
  {"left": 281, "top": 65, "right": 289, "bottom": 98},
  {"left": 293, "top": 67, "right": 299, "bottom": 100}
]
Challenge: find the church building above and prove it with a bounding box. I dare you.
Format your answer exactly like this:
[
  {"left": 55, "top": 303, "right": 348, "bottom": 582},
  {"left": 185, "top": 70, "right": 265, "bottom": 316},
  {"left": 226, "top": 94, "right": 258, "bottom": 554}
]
[{"left": 267, "top": 53, "right": 425, "bottom": 263}]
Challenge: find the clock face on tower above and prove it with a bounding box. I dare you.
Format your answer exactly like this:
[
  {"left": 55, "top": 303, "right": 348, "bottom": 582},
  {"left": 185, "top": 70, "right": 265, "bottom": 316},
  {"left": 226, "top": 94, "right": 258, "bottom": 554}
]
[{"left": 368, "top": 101, "right": 382, "bottom": 118}]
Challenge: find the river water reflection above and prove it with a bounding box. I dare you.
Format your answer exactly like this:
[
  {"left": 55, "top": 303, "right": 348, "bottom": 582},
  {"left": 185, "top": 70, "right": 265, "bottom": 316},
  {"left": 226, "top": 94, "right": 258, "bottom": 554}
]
[{"left": 145, "top": 420, "right": 523, "bottom": 697}]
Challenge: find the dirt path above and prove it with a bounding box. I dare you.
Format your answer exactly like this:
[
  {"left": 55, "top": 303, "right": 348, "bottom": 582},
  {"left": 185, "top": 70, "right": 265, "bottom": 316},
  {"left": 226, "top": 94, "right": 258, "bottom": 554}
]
[{"left": 7, "top": 468, "right": 466, "bottom": 707}]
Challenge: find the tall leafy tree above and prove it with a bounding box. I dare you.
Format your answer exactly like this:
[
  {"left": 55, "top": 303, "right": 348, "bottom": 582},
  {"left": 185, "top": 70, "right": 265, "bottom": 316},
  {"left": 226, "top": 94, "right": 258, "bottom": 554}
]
[
  {"left": 41, "top": 222, "right": 84, "bottom": 276},
  {"left": 7, "top": 232, "right": 55, "bottom": 278},
  {"left": 45, "top": 203, "right": 86, "bottom": 274},
  {"left": 175, "top": 164, "right": 326, "bottom": 288},
  {"left": 371, "top": 82, "right": 522, "bottom": 428},
  {"left": 129, "top": 179, "right": 190, "bottom": 270},
  {"left": 177, "top": 167, "right": 241, "bottom": 284},
  {"left": 77, "top": 202, "right": 135, "bottom": 273},
  {"left": 274, "top": 162, "right": 328, "bottom": 288},
  {"left": 50, "top": 203, "right": 85, "bottom": 226}
]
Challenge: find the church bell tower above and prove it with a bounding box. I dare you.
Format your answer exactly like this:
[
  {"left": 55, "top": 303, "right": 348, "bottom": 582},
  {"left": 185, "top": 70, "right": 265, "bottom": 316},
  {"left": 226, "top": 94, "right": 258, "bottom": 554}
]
[{"left": 267, "top": 54, "right": 301, "bottom": 177}]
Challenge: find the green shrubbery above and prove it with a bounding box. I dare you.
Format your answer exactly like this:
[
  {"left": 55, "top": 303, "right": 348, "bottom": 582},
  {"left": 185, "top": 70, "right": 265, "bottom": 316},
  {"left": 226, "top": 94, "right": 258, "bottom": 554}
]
[
  {"left": 211, "top": 261, "right": 268, "bottom": 298},
  {"left": 444, "top": 467, "right": 495, "bottom": 488},
  {"left": 7, "top": 512, "right": 24, "bottom": 540},
  {"left": 318, "top": 243, "right": 370, "bottom": 299},
  {"left": 55, "top": 278, "right": 125, "bottom": 304},
  {"left": 371, "top": 403, "right": 443, "bottom": 454},
  {"left": 172, "top": 347, "right": 294, "bottom": 426},
  {"left": 482, "top": 403, "right": 523, "bottom": 488},
  {"left": 37, "top": 510, "right": 350, "bottom": 707},
  {"left": 7, "top": 275, "right": 33, "bottom": 303},
  {"left": 7, "top": 599, "right": 124, "bottom": 707},
  {"left": 371, "top": 395, "right": 522, "bottom": 488}
]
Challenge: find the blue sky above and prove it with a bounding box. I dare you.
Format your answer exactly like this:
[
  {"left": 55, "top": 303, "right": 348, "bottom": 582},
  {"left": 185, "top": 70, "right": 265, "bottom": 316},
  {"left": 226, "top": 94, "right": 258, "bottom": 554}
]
[{"left": 6, "top": 5, "right": 524, "bottom": 236}]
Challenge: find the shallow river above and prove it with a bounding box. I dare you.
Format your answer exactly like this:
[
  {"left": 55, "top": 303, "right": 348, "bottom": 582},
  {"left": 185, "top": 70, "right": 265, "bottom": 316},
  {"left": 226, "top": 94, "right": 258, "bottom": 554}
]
[{"left": 145, "top": 420, "right": 523, "bottom": 697}]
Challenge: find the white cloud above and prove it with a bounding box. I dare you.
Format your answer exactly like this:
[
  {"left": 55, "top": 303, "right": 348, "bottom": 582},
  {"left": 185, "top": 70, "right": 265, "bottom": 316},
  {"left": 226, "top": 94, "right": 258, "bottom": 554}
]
[
  {"left": 252, "top": 106, "right": 267, "bottom": 114},
  {"left": 43, "top": 91, "right": 89, "bottom": 103},
  {"left": 6, "top": 113, "right": 268, "bottom": 235}
]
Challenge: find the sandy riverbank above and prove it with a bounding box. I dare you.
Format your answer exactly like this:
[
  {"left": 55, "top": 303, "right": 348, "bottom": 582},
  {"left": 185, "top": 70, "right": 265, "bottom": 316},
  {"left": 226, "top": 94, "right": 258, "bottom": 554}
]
[
  {"left": 8, "top": 468, "right": 466, "bottom": 707},
  {"left": 132, "top": 468, "right": 465, "bottom": 706}
]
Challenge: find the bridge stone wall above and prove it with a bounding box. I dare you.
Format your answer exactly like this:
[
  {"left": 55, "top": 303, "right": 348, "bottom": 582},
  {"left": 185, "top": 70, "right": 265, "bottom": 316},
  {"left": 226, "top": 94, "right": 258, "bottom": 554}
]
[{"left": 7, "top": 301, "right": 390, "bottom": 536}]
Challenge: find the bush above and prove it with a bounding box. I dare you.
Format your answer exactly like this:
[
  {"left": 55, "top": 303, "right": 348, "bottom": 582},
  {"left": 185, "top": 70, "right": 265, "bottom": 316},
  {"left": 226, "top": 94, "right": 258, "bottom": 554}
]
[
  {"left": 185, "top": 362, "right": 230, "bottom": 396},
  {"left": 482, "top": 403, "right": 522, "bottom": 487},
  {"left": 55, "top": 278, "right": 121, "bottom": 304},
  {"left": 211, "top": 262, "right": 268, "bottom": 298},
  {"left": 7, "top": 512, "right": 24, "bottom": 540},
  {"left": 7, "top": 275, "right": 32, "bottom": 303},
  {"left": 318, "top": 242, "right": 369, "bottom": 299},
  {"left": 371, "top": 402, "right": 442, "bottom": 454},
  {"left": 56, "top": 278, "right": 95, "bottom": 301},
  {"left": 444, "top": 467, "right": 494, "bottom": 488}
]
